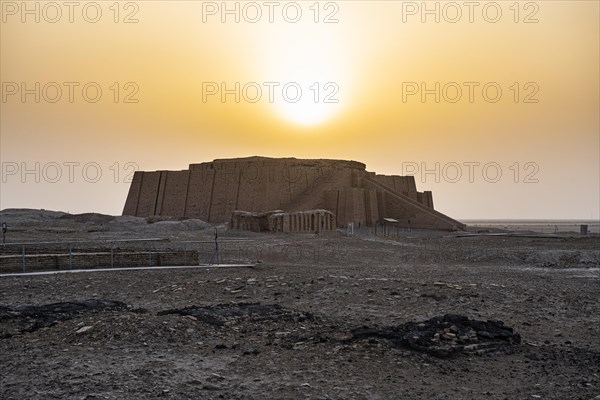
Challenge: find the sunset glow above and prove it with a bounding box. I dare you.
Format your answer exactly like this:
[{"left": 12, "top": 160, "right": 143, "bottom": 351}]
[{"left": 1, "top": 1, "right": 598, "bottom": 219}]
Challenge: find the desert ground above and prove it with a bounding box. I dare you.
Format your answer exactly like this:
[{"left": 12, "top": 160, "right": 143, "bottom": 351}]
[{"left": 1, "top": 209, "right": 599, "bottom": 400}]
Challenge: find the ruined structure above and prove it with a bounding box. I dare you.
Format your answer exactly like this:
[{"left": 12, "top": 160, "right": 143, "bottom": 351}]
[
  {"left": 122, "top": 157, "right": 465, "bottom": 231},
  {"left": 230, "top": 209, "right": 336, "bottom": 233}
]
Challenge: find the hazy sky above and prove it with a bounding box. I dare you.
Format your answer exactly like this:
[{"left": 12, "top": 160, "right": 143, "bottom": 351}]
[{"left": 1, "top": 0, "right": 599, "bottom": 219}]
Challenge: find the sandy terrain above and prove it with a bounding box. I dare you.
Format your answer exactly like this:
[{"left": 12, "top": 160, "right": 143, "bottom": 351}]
[{"left": 1, "top": 209, "right": 599, "bottom": 399}]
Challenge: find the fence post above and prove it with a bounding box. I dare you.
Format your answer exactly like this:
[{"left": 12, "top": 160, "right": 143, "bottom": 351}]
[
  {"left": 21, "top": 245, "right": 25, "bottom": 273},
  {"left": 69, "top": 245, "right": 72, "bottom": 270},
  {"left": 110, "top": 242, "right": 114, "bottom": 268},
  {"left": 183, "top": 242, "right": 187, "bottom": 266}
]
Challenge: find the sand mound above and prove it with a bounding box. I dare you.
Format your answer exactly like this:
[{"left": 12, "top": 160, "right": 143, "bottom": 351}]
[{"left": 59, "top": 213, "right": 115, "bottom": 224}]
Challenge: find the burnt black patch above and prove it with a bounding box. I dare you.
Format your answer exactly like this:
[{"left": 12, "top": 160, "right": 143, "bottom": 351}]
[
  {"left": 348, "top": 314, "right": 520, "bottom": 358},
  {"left": 158, "top": 302, "right": 312, "bottom": 327},
  {"left": 0, "top": 299, "right": 127, "bottom": 338}
]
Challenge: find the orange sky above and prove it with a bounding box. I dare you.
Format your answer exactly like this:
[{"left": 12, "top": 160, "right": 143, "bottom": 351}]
[{"left": 1, "top": 1, "right": 599, "bottom": 219}]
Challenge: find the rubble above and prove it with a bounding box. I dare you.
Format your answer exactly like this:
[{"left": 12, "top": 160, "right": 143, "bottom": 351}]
[
  {"left": 0, "top": 226, "right": 598, "bottom": 399},
  {"left": 348, "top": 314, "right": 521, "bottom": 358}
]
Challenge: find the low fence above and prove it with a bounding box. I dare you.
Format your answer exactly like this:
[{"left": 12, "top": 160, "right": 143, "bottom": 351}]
[
  {"left": 0, "top": 238, "right": 324, "bottom": 274},
  {"left": 1, "top": 236, "right": 598, "bottom": 274}
]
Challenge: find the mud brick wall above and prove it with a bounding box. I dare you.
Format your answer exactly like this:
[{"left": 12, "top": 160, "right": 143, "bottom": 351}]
[
  {"left": 0, "top": 249, "right": 231, "bottom": 274},
  {"left": 123, "top": 157, "right": 465, "bottom": 231},
  {"left": 373, "top": 175, "right": 419, "bottom": 201}
]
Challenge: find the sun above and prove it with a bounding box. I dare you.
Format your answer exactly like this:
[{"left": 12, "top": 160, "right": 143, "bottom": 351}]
[
  {"left": 272, "top": 70, "right": 343, "bottom": 126},
  {"left": 260, "top": 25, "right": 351, "bottom": 127}
]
